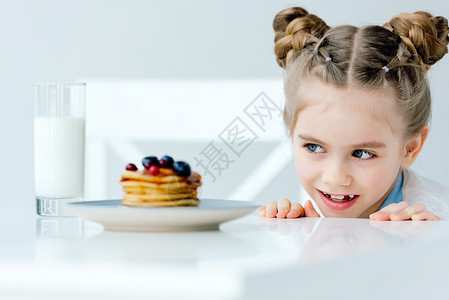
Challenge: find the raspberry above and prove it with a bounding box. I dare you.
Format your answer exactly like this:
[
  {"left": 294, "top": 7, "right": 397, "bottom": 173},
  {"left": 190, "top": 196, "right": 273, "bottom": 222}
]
[
  {"left": 126, "top": 163, "right": 138, "bottom": 171},
  {"left": 149, "top": 165, "right": 160, "bottom": 176}
]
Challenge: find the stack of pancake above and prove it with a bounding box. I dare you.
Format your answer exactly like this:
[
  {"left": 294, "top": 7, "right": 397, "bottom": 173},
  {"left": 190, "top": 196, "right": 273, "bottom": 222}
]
[{"left": 120, "top": 168, "right": 202, "bottom": 207}]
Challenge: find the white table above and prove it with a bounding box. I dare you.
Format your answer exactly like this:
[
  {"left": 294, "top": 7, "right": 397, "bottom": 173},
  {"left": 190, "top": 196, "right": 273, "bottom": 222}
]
[{"left": 1, "top": 209, "right": 449, "bottom": 299}]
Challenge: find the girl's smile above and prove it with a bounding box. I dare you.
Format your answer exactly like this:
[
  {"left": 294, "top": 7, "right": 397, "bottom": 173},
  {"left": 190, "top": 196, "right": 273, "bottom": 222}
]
[
  {"left": 317, "top": 190, "right": 359, "bottom": 211},
  {"left": 292, "top": 78, "right": 407, "bottom": 218}
]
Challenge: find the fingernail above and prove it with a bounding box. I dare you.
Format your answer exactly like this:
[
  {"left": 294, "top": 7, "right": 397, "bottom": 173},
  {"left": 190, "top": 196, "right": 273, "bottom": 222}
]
[{"left": 277, "top": 210, "right": 287, "bottom": 217}]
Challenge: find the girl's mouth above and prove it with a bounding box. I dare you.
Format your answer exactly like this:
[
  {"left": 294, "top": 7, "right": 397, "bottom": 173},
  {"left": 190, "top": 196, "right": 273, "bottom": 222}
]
[{"left": 318, "top": 190, "right": 359, "bottom": 210}]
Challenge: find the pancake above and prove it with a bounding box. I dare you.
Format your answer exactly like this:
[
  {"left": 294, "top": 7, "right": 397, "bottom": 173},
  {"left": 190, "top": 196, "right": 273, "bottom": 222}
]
[
  {"left": 123, "top": 191, "right": 197, "bottom": 201},
  {"left": 121, "top": 180, "right": 195, "bottom": 191},
  {"left": 120, "top": 156, "right": 202, "bottom": 207},
  {"left": 122, "top": 186, "right": 194, "bottom": 195},
  {"left": 121, "top": 170, "right": 181, "bottom": 183},
  {"left": 122, "top": 198, "right": 200, "bottom": 207}
]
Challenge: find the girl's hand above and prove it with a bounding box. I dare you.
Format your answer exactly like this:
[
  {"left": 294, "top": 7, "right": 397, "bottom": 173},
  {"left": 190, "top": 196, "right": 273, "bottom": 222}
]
[
  {"left": 369, "top": 201, "right": 440, "bottom": 221},
  {"left": 257, "top": 198, "right": 321, "bottom": 218}
]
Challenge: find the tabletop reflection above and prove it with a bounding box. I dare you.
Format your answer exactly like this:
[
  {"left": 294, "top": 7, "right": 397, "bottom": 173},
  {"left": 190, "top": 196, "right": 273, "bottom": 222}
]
[
  {"left": 34, "top": 217, "right": 259, "bottom": 265},
  {"left": 257, "top": 216, "right": 441, "bottom": 264}
]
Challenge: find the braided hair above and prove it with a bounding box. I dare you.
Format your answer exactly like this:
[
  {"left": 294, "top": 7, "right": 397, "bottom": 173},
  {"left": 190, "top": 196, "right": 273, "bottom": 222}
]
[{"left": 274, "top": 7, "right": 449, "bottom": 139}]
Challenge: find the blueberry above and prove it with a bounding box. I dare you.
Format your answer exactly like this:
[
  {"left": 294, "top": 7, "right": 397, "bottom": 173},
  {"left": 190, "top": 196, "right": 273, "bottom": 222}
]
[
  {"left": 126, "top": 163, "right": 138, "bottom": 171},
  {"left": 142, "top": 156, "right": 159, "bottom": 169},
  {"left": 172, "top": 161, "right": 191, "bottom": 177},
  {"left": 159, "top": 155, "right": 174, "bottom": 168}
]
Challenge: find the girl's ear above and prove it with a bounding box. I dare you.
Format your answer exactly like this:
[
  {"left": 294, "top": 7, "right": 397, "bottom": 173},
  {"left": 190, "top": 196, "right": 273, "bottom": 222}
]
[{"left": 401, "top": 125, "right": 429, "bottom": 168}]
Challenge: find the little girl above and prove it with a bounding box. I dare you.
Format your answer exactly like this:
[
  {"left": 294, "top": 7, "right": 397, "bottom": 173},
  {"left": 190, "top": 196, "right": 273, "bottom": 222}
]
[{"left": 259, "top": 7, "right": 449, "bottom": 221}]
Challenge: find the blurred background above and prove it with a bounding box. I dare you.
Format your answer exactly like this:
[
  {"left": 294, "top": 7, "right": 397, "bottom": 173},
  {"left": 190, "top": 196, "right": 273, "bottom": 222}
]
[{"left": 1, "top": 0, "right": 448, "bottom": 213}]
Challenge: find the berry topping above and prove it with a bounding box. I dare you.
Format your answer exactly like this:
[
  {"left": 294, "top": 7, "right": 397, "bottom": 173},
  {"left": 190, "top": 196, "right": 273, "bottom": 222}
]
[
  {"left": 126, "top": 163, "right": 138, "bottom": 171},
  {"left": 142, "top": 156, "right": 159, "bottom": 169},
  {"left": 173, "top": 161, "right": 191, "bottom": 177},
  {"left": 159, "top": 155, "right": 174, "bottom": 168},
  {"left": 149, "top": 165, "right": 160, "bottom": 176}
]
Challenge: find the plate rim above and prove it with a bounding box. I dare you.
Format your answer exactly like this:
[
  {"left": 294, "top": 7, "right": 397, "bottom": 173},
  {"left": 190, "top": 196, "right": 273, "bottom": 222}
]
[
  {"left": 64, "top": 198, "right": 259, "bottom": 232},
  {"left": 65, "top": 198, "right": 260, "bottom": 211}
]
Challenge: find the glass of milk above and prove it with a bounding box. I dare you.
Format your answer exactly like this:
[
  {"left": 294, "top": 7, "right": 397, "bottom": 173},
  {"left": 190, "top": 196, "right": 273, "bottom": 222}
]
[{"left": 34, "top": 82, "right": 86, "bottom": 217}]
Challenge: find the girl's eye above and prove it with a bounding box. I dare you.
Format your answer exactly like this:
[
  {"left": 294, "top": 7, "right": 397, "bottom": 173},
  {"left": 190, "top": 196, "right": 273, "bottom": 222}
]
[
  {"left": 306, "top": 144, "right": 325, "bottom": 153},
  {"left": 353, "top": 150, "right": 374, "bottom": 159}
]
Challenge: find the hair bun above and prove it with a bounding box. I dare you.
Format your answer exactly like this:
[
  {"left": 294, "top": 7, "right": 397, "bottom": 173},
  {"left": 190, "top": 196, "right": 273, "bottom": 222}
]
[
  {"left": 384, "top": 11, "right": 449, "bottom": 67},
  {"left": 273, "top": 7, "right": 330, "bottom": 68}
]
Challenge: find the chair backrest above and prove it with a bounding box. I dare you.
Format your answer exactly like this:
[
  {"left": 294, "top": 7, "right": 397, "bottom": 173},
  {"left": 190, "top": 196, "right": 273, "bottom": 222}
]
[{"left": 84, "top": 79, "right": 302, "bottom": 204}]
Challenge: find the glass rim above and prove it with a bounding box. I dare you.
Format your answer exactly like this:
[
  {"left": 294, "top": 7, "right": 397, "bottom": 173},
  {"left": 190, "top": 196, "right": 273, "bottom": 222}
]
[{"left": 33, "top": 82, "right": 86, "bottom": 87}]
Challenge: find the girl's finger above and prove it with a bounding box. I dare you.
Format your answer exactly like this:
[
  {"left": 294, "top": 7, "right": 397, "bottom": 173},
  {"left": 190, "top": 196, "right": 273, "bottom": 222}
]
[
  {"left": 381, "top": 201, "right": 410, "bottom": 214},
  {"left": 411, "top": 210, "right": 441, "bottom": 221},
  {"left": 304, "top": 200, "right": 320, "bottom": 217},
  {"left": 266, "top": 201, "right": 278, "bottom": 218},
  {"left": 370, "top": 201, "right": 410, "bottom": 220},
  {"left": 286, "top": 202, "right": 305, "bottom": 218},
  {"left": 369, "top": 212, "right": 391, "bottom": 221},
  {"left": 258, "top": 206, "right": 267, "bottom": 217},
  {"left": 276, "top": 198, "right": 292, "bottom": 219},
  {"left": 390, "top": 203, "right": 426, "bottom": 221}
]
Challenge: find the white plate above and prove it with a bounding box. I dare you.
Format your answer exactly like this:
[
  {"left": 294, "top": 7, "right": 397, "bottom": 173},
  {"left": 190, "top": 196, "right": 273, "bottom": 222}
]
[{"left": 65, "top": 199, "right": 259, "bottom": 232}]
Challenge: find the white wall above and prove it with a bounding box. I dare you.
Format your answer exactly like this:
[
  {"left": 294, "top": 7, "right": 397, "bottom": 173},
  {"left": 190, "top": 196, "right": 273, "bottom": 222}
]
[{"left": 1, "top": 0, "right": 448, "bottom": 212}]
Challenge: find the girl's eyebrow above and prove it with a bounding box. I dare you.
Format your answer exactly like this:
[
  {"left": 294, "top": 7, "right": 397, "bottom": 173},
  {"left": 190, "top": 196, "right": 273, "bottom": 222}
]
[
  {"left": 297, "top": 134, "right": 328, "bottom": 147},
  {"left": 352, "top": 141, "right": 386, "bottom": 149},
  {"left": 297, "top": 134, "right": 386, "bottom": 149}
]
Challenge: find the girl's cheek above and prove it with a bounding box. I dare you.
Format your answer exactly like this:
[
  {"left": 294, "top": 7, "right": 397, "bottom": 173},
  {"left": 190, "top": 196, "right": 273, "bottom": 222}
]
[
  {"left": 293, "top": 152, "right": 303, "bottom": 177},
  {"left": 360, "top": 166, "right": 397, "bottom": 198},
  {"left": 293, "top": 152, "right": 315, "bottom": 181}
]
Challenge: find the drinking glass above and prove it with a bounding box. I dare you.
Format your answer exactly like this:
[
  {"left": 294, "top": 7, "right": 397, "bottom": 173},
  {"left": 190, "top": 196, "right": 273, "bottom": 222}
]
[{"left": 34, "top": 82, "right": 86, "bottom": 216}]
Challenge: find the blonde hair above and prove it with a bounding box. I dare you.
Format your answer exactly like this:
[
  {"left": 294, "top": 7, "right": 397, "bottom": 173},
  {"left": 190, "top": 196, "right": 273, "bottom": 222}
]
[{"left": 274, "top": 7, "right": 449, "bottom": 140}]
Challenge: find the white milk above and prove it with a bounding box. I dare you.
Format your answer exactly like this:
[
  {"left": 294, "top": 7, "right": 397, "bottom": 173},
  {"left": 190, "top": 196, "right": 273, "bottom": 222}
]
[{"left": 34, "top": 117, "right": 85, "bottom": 199}]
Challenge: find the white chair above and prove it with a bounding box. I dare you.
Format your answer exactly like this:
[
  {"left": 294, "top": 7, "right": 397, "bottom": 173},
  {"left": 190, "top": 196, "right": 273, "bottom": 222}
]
[{"left": 83, "top": 79, "right": 303, "bottom": 205}]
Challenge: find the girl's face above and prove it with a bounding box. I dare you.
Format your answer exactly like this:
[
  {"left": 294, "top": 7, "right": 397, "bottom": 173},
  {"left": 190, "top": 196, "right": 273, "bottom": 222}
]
[{"left": 292, "top": 79, "right": 407, "bottom": 218}]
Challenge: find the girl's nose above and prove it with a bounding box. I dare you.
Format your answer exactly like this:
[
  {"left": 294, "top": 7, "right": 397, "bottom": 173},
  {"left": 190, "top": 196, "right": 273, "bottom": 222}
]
[{"left": 321, "top": 162, "right": 352, "bottom": 187}]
